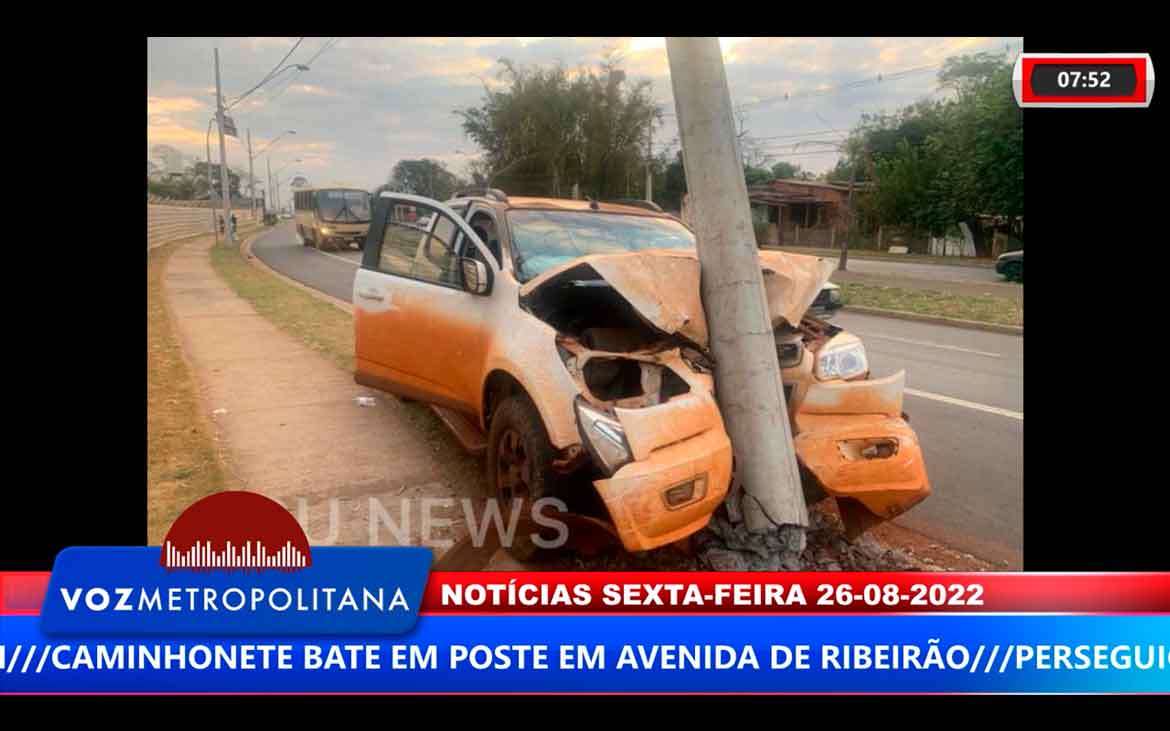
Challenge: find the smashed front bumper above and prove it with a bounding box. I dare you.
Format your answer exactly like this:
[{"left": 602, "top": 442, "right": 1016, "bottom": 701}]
[
  {"left": 590, "top": 393, "right": 732, "bottom": 552},
  {"left": 790, "top": 371, "right": 931, "bottom": 526}
]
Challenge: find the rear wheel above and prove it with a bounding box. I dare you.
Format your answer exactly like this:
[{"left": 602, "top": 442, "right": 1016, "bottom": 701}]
[
  {"left": 297, "top": 225, "right": 310, "bottom": 246},
  {"left": 1003, "top": 261, "right": 1022, "bottom": 282}
]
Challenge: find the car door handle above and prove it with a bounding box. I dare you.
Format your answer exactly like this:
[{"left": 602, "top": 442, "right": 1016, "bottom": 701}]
[{"left": 357, "top": 289, "right": 385, "bottom": 302}]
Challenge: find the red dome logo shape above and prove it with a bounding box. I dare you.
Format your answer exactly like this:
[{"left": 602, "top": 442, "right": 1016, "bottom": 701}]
[{"left": 161, "top": 491, "right": 311, "bottom": 572}]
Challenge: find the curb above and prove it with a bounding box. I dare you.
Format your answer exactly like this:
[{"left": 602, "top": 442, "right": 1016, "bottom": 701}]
[
  {"left": 842, "top": 305, "right": 1023, "bottom": 336},
  {"left": 240, "top": 228, "right": 355, "bottom": 315}
]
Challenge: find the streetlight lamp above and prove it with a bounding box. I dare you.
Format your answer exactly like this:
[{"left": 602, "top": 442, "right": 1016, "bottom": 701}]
[
  {"left": 212, "top": 49, "right": 310, "bottom": 246},
  {"left": 272, "top": 159, "right": 302, "bottom": 215},
  {"left": 249, "top": 129, "right": 296, "bottom": 219}
]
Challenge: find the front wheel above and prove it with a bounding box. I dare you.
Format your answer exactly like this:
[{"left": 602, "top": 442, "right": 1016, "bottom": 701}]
[
  {"left": 486, "top": 394, "right": 563, "bottom": 562},
  {"left": 487, "top": 395, "right": 557, "bottom": 507},
  {"left": 1003, "top": 261, "right": 1022, "bottom": 282}
]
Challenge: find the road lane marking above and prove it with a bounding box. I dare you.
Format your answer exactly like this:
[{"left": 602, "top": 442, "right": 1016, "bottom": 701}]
[
  {"left": 315, "top": 250, "right": 360, "bottom": 266},
  {"left": 905, "top": 388, "right": 1022, "bottom": 420},
  {"left": 294, "top": 235, "right": 361, "bottom": 266},
  {"left": 858, "top": 332, "right": 1003, "bottom": 358}
]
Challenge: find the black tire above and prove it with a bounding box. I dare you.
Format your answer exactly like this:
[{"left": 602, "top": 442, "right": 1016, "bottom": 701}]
[
  {"left": 1003, "top": 261, "right": 1022, "bottom": 282},
  {"left": 486, "top": 394, "right": 557, "bottom": 507},
  {"left": 297, "top": 225, "right": 311, "bottom": 246}
]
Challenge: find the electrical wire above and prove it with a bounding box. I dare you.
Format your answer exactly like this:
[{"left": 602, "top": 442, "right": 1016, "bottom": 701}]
[{"left": 225, "top": 37, "right": 305, "bottom": 110}]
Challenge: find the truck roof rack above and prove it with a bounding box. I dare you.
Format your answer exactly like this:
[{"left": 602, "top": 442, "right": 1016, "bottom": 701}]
[
  {"left": 604, "top": 199, "right": 664, "bottom": 213},
  {"left": 451, "top": 188, "right": 509, "bottom": 203}
]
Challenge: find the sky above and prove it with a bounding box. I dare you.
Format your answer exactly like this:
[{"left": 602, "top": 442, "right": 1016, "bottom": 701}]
[{"left": 147, "top": 36, "right": 1022, "bottom": 192}]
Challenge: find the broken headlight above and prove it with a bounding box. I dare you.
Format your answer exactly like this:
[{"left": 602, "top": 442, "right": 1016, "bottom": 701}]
[
  {"left": 816, "top": 340, "right": 868, "bottom": 381},
  {"left": 574, "top": 397, "right": 633, "bottom": 476}
]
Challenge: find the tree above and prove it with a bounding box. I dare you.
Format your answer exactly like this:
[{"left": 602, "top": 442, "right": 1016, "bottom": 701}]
[
  {"left": 456, "top": 55, "right": 659, "bottom": 199},
  {"left": 770, "top": 161, "right": 810, "bottom": 180},
  {"left": 847, "top": 52, "right": 1022, "bottom": 255},
  {"left": 190, "top": 162, "right": 240, "bottom": 199},
  {"left": 387, "top": 159, "right": 466, "bottom": 201}
]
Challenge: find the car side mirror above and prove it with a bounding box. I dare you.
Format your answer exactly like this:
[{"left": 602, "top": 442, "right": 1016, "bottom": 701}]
[{"left": 460, "top": 257, "right": 492, "bottom": 296}]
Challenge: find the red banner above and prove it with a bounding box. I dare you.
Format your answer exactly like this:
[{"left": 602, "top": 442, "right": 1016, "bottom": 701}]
[{"left": 8, "top": 571, "right": 1170, "bottom": 616}]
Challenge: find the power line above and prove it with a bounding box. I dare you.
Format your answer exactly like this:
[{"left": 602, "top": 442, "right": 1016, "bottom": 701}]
[
  {"left": 303, "top": 37, "right": 341, "bottom": 67},
  {"left": 226, "top": 37, "right": 304, "bottom": 110}
]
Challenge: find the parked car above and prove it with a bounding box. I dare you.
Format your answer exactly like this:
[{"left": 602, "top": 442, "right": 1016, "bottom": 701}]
[
  {"left": 809, "top": 281, "right": 843, "bottom": 319},
  {"left": 995, "top": 249, "right": 1023, "bottom": 281},
  {"left": 352, "top": 191, "right": 930, "bottom": 551}
]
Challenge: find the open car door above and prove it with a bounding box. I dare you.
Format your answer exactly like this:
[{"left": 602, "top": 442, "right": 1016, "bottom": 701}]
[{"left": 353, "top": 193, "right": 499, "bottom": 414}]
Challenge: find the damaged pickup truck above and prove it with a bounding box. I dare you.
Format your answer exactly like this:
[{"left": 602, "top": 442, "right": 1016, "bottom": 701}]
[{"left": 353, "top": 190, "right": 930, "bottom": 553}]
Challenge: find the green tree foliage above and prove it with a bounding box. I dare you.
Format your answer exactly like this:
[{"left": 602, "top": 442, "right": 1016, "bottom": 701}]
[
  {"left": 147, "top": 177, "right": 196, "bottom": 200},
  {"left": 770, "top": 161, "right": 812, "bottom": 180},
  {"left": 190, "top": 162, "right": 241, "bottom": 199},
  {"left": 456, "top": 56, "right": 659, "bottom": 199},
  {"left": 381, "top": 158, "right": 467, "bottom": 200},
  {"left": 845, "top": 52, "right": 1022, "bottom": 255}
]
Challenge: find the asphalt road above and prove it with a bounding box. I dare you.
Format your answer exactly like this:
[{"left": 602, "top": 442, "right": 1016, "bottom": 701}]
[{"left": 252, "top": 224, "right": 1023, "bottom": 567}]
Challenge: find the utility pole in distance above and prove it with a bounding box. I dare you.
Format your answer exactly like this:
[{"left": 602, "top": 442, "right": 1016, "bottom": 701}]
[
  {"left": 214, "top": 49, "right": 233, "bottom": 245},
  {"left": 665, "top": 37, "right": 807, "bottom": 544},
  {"left": 645, "top": 114, "right": 653, "bottom": 203},
  {"left": 206, "top": 117, "right": 219, "bottom": 247},
  {"left": 247, "top": 129, "right": 255, "bottom": 221}
]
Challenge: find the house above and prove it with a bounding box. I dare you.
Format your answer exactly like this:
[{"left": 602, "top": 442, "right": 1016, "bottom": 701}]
[{"left": 747, "top": 179, "right": 868, "bottom": 247}]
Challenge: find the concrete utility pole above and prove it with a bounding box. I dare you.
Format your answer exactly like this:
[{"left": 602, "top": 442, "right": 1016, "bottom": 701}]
[
  {"left": 841, "top": 158, "right": 856, "bottom": 271},
  {"left": 666, "top": 37, "right": 808, "bottom": 539},
  {"left": 214, "top": 49, "right": 233, "bottom": 245},
  {"left": 205, "top": 117, "right": 219, "bottom": 247},
  {"left": 645, "top": 116, "right": 653, "bottom": 202},
  {"left": 247, "top": 129, "right": 255, "bottom": 220}
]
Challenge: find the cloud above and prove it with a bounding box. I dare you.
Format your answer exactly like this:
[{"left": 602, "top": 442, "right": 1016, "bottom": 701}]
[{"left": 148, "top": 36, "right": 1022, "bottom": 184}]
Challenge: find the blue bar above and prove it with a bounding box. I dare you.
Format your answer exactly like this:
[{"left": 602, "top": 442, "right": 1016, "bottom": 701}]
[{"left": 3, "top": 614, "right": 1168, "bottom": 693}]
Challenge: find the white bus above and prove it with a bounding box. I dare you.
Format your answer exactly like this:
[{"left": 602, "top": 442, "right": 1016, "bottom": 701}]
[{"left": 293, "top": 187, "right": 372, "bottom": 252}]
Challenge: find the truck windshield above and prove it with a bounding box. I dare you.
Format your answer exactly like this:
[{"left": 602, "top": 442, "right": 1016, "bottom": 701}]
[
  {"left": 315, "top": 190, "right": 371, "bottom": 223},
  {"left": 507, "top": 210, "right": 694, "bottom": 282}
]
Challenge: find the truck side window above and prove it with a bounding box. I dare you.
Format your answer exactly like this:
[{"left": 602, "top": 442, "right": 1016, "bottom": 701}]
[
  {"left": 378, "top": 205, "right": 427, "bottom": 277},
  {"left": 412, "top": 213, "right": 460, "bottom": 286},
  {"left": 468, "top": 213, "right": 501, "bottom": 267}
]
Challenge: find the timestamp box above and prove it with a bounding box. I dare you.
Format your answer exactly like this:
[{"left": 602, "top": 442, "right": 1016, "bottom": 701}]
[{"left": 1013, "top": 53, "right": 1155, "bottom": 108}]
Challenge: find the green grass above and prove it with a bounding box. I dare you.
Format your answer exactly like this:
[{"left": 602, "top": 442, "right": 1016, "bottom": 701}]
[
  {"left": 209, "top": 233, "right": 355, "bottom": 372},
  {"left": 147, "top": 238, "right": 230, "bottom": 543},
  {"left": 839, "top": 281, "right": 1023, "bottom": 326}
]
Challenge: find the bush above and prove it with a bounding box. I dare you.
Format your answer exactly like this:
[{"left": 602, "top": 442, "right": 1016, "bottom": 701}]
[{"left": 753, "top": 221, "right": 770, "bottom": 246}]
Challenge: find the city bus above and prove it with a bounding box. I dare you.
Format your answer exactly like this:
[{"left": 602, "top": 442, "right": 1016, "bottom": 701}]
[{"left": 293, "top": 186, "right": 373, "bottom": 252}]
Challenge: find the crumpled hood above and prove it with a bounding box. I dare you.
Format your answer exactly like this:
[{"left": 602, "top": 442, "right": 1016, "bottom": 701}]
[{"left": 518, "top": 249, "right": 835, "bottom": 349}]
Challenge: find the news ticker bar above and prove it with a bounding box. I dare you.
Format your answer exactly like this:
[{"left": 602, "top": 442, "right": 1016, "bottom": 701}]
[
  {"left": 6, "top": 571, "right": 1170, "bottom": 615},
  {"left": 1013, "top": 53, "right": 1155, "bottom": 108}
]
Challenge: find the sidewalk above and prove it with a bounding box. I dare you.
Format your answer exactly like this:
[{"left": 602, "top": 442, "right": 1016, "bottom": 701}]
[{"left": 163, "top": 237, "right": 483, "bottom": 553}]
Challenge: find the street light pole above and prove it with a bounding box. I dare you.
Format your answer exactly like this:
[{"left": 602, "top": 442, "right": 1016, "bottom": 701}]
[
  {"left": 214, "top": 49, "right": 233, "bottom": 246},
  {"left": 251, "top": 130, "right": 296, "bottom": 217},
  {"left": 205, "top": 117, "right": 219, "bottom": 246},
  {"left": 645, "top": 114, "right": 653, "bottom": 203},
  {"left": 247, "top": 129, "right": 255, "bottom": 220}
]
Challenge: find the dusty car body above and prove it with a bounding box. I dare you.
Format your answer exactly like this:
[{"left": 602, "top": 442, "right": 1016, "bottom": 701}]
[{"left": 353, "top": 191, "right": 930, "bottom": 552}]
